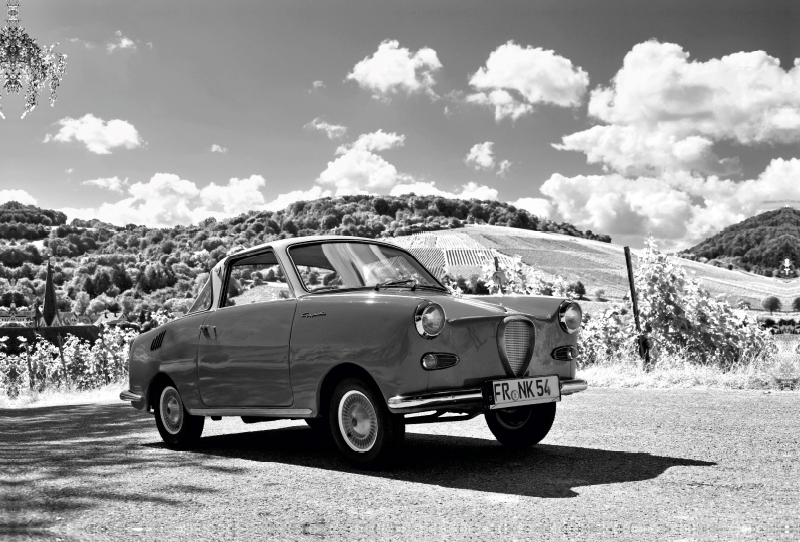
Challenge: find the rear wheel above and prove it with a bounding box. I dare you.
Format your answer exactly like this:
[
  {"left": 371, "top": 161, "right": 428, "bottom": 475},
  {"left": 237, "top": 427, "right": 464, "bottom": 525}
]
[
  {"left": 329, "top": 377, "right": 404, "bottom": 467},
  {"left": 154, "top": 384, "right": 204, "bottom": 449},
  {"left": 484, "top": 402, "right": 556, "bottom": 448}
]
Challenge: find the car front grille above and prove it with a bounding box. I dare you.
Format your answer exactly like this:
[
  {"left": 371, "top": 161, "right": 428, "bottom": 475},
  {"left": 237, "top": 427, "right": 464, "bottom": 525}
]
[{"left": 504, "top": 321, "right": 530, "bottom": 376}]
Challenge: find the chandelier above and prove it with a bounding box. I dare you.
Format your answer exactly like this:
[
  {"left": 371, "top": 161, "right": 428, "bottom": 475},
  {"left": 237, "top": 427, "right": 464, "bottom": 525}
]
[{"left": 0, "top": 0, "right": 66, "bottom": 119}]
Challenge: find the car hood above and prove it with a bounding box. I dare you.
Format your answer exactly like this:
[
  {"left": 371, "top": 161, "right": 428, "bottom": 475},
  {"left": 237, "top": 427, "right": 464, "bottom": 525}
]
[{"left": 326, "top": 289, "right": 566, "bottom": 322}]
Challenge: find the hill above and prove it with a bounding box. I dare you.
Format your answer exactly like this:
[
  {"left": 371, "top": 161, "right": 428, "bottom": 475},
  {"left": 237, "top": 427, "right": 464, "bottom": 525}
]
[
  {"left": 680, "top": 207, "right": 800, "bottom": 276},
  {"left": 0, "top": 195, "right": 610, "bottom": 316},
  {"left": 392, "top": 226, "right": 800, "bottom": 311}
]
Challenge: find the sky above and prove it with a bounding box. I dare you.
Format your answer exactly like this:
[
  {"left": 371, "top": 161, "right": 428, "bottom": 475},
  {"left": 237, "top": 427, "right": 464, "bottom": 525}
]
[{"left": 0, "top": 0, "right": 798, "bottom": 249}]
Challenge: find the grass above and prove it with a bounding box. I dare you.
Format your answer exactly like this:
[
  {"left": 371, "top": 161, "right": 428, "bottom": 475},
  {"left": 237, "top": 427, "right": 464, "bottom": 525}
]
[
  {"left": 0, "top": 379, "right": 126, "bottom": 409},
  {"left": 580, "top": 351, "right": 799, "bottom": 391}
]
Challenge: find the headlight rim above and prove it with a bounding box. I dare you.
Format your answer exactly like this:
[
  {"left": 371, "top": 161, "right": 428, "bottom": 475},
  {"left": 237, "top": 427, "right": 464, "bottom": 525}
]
[
  {"left": 414, "top": 301, "right": 446, "bottom": 339},
  {"left": 559, "top": 300, "right": 582, "bottom": 335}
]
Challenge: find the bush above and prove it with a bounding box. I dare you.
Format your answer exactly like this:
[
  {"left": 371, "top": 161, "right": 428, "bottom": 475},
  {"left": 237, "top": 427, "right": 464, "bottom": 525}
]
[
  {"left": 580, "top": 237, "right": 771, "bottom": 368},
  {"left": 762, "top": 296, "right": 781, "bottom": 314},
  {"left": 1, "top": 327, "right": 139, "bottom": 396}
]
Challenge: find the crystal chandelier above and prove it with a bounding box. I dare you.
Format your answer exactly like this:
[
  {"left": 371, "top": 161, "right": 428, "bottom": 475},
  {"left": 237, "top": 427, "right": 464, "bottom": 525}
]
[{"left": 0, "top": 0, "right": 66, "bottom": 119}]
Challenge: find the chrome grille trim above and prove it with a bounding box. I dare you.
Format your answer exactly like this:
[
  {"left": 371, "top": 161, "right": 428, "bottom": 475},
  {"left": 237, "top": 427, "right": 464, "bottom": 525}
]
[
  {"left": 505, "top": 321, "right": 529, "bottom": 374},
  {"left": 497, "top": 316, "right": 534, "bottom": 377}
]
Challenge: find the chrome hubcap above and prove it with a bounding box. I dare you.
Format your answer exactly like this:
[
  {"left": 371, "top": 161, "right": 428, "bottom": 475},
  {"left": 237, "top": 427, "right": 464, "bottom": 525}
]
[
  {"left": 160, "top": 387, "right": 183, "bottom": 435},
  {"left": 338, "top": 390, "right": 378, "bottom": 452}
]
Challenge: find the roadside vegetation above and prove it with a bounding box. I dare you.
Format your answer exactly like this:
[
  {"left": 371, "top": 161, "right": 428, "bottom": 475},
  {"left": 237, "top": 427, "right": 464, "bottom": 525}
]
[{"left": 446, "top": 237, "right": 795, "bottom": 391}]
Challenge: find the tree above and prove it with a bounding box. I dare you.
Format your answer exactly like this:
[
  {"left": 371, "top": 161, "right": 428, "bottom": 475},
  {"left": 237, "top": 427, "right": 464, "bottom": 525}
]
[
  {"left": 71, "top": 291, "right": 90, "bottom": 315},
  {"left": 793, "top": 297, "right": 800, "bottom": 312},
  {"left": 762, "top": 295, "right": 781, "bottom": 314}
]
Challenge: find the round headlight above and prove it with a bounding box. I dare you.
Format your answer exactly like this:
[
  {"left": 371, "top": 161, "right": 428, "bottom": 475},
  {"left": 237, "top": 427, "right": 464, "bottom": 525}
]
[
  {"left": 559, "top": 301, "right": 582, "bottom": 334},
  {"left": 415, "top": 302, "right": 446, "bottom": 339}
]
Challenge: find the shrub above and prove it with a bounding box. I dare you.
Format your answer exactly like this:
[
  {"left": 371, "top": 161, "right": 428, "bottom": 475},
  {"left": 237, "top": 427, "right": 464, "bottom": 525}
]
[
  {"left": 762, "top": 296, "right": 781, "bottom": 314},
  {"left": 580, "top": 237, "right": 771, "bottom": 368}
]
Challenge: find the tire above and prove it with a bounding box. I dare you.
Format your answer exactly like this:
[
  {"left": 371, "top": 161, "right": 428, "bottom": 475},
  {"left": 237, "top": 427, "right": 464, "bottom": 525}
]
[
  {"left": 154, "top": 384, "right": 205, "bottom": 449},
  {"left": 484, "top": 401, "right": 556, "bottom": 448},
  {"left": 329, "top": 377, "right": 404, "bottom": 467}
]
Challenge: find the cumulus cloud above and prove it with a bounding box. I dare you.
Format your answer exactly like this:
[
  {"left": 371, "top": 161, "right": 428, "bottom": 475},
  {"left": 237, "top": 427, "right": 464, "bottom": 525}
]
[
  {"left": 210, "top": 144, "right": 229, "bottom": 153},
  {"left": 0, "top": 189, "right": 37, "bottom": 205},
  {"left": 310, "top": 80, "right": 326, "bottom": 92},
  {"left": 555, "top": 125, "right": 741, "bottom": 176},
  {"left": 497, "top": 160, "right": 512, "bottom": 177},
  {"left": 59, "top": 173, "right": 333, "bottom": 227},
  {"left": 305, "top": 117, "right": 347, "bottom": 139},
  {"left": 317, "top": 130, "right": 409, "bottom": 195},
  {"left": 106, "top": 31, "right": 136, "bottom": 53},
  {"left": 557, "top": 41, "right": 800, "bottom": 175},
  {"left": 465, "top": 142, "right": 496, "bottom": 170},
  {"left": 538, "top": 158, "right": 800, "bottom": 249},
  {"left": 510, "top": 197, "right": 552, "bottom": 218},
  {"left": 467, "top": 41, "right": 589, "bottom": 120},
  {"left": 67, "top": 37, "right": 95, "bottom": 49},
  {"left": 347, "top": 40, "right": 442, "bottom": 100},
  {"left": 44, "top": 114, "right": 143, "bottom": 154},
  {"left": 389, "top": 181, "right": 498, "bottom": 201},
  {"left": 83, "top": 176, "right": 129, "bottom": 193},
  {"left": 264, "top": 186, "right": 332, "bottom": 212}
]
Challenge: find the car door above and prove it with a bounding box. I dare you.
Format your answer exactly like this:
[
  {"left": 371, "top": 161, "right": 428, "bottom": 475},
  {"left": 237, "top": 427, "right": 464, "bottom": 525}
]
[{"left": 197, "top": 250, "right": 296, "bottom": 407}]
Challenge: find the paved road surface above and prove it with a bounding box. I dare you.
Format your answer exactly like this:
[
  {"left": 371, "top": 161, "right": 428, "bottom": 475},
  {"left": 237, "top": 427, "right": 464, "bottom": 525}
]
[{"left": 2, "top": 389, "right": 798, "bottom": 541}]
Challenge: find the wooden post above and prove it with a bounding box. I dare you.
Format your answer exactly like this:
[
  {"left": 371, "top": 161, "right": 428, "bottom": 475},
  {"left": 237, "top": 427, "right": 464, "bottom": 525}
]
[
  {"left": 57, "top": 333, "right": 68, "bottom": 389},
  {"left": 25, "top": 341, "right": 33, "bottom": 390},
  {"left": 624, "top": 247, "right": 651, "bottom": 370}
]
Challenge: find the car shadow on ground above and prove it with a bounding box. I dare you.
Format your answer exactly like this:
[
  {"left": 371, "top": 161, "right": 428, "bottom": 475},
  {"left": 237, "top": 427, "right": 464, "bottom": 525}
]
[
  {"left": 2, "top": 402, "right": 716, "bottom": 541},
  {"left": 174, "top": 423, "right": 716, "bottom": 499}
]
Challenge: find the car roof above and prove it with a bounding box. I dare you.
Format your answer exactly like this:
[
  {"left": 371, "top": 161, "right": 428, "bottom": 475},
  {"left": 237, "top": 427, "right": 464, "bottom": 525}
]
[
  {"left": 210, "top": 235, "right": 401, "bottom": 275},
  {"left": 241, "top": 234, "right": 397, "bottom": 255}
]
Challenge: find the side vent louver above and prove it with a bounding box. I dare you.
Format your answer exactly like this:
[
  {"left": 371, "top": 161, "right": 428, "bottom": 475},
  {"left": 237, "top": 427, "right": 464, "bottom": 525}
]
[{"left": 150, "top": 330, "right": 166, "bottom": 351}]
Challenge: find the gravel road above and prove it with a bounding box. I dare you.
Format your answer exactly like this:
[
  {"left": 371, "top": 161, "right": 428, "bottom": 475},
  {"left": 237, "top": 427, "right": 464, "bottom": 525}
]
[{"left": 2, "top": 389, "right": 798, "bottom": 541}]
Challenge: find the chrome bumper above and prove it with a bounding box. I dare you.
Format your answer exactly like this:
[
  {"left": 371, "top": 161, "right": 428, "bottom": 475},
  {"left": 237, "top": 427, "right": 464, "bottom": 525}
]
[
  {"left": 560, "top": 378, "right": 588, "bottom": 395},
  {"left": 388, "top": 388, "right": 484, "bottom": 413},
  {"left": 387, "top": 378, "right": 588, "bottom": 414},
  {"left": 120, "top": 390, "right": 143, "bottom": 402}
]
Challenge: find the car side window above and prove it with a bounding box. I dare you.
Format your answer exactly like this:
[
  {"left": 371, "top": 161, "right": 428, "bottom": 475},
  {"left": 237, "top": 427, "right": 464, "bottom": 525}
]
[
  {"left": 294, "top": 264, "right": 342, "bottom": 291},
  {"left": 223, "top": 251, "right": 291, "bottom": 307},
  {"left": 187, "top": 279, "right": 213, "bottom": 314}
]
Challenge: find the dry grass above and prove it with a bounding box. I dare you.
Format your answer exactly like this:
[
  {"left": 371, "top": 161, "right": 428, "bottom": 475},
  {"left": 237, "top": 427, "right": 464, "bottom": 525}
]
[
  {"left": 580, "top": 351, "right": 798, "bottom": 391},
  {"left": 0, "top": 380, "right": 126, "bottom": 409}
]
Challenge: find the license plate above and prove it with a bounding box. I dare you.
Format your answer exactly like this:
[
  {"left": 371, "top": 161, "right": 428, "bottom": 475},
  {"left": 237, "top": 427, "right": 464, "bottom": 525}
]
[{"left": 486, "top": 375, "right": 560, "bottom": 409}]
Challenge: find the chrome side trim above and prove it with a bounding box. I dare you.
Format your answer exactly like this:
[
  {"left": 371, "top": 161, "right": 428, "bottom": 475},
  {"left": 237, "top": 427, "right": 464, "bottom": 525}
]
[
  {"left": 187, "top": 407, "right": 313, "bottom": 417},
  {"left": 387, "top": 389, "right": 484, "bottom": 413},
  {"left": 560, "top": 378, "right": 588, "bottom": 395},
  {"left": 120, "top": 390, "right": 143, "bottom": 402}
]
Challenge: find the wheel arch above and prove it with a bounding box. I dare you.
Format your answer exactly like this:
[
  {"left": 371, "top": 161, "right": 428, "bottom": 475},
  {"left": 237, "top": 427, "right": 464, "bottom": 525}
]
[
  {"left": 316, "top": 363, "right": 382, "bottom": 418},
  {"left": 147, "top": 372, "right": 177, "bottom": 411}
]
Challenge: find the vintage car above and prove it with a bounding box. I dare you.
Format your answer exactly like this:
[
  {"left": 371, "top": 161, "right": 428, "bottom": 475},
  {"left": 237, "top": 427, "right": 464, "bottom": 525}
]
[{"left": 121, "top": 236, "right": 587, "bottom": 466}]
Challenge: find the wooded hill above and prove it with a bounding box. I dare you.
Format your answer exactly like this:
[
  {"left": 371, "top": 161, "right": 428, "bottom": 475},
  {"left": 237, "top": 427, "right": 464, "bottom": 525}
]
[
  {"left": 680, "top": 207, "right": 800, "bottom": 276},
  {"left": 0, "top": 194, "right": 610, "bottom": 315}
]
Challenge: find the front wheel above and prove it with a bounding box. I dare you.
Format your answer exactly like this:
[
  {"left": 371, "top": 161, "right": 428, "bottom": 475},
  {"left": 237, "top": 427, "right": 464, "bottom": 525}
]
[
  {"left": 484, "top": 401, "right": 556, "bottom": 448},
  {"left": 329, "top": 378, "right": 404, "bottom": 467},
  {"left": 154, "top": 384, "right": 204, "bottom": 449}
]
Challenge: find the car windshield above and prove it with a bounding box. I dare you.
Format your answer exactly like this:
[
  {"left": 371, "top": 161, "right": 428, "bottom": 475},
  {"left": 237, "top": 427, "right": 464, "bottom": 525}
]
[{"left": 289, "top": 241, "right": 442, "bottom": 292}]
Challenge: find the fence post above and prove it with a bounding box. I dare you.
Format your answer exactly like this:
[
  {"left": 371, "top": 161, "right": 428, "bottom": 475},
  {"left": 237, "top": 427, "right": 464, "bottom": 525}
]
[
  {"left": 57, "top": 333, "right": 68, "bottom": 389},
  {"left": 25, "top": 341, "right": 33, "bottom": 390}
]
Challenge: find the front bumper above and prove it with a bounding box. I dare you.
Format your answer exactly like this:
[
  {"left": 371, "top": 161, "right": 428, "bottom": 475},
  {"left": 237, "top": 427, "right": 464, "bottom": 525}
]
[
  {"left": 120, "top": 390, "right": 143, "bottom": 402},
  {"left": 387, "top": 378, "right": 588, "bottom": 414}
]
